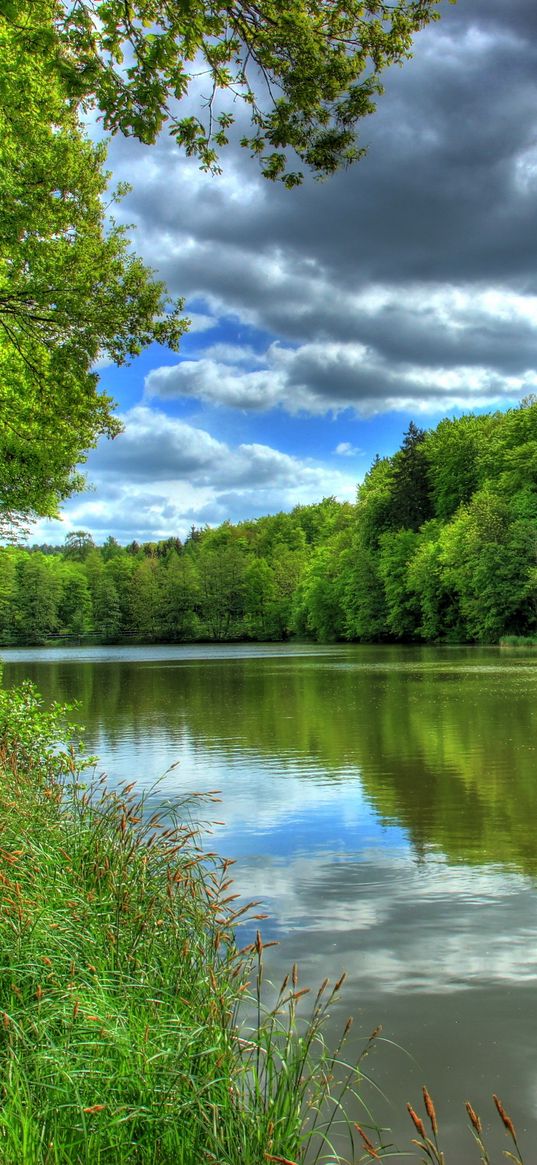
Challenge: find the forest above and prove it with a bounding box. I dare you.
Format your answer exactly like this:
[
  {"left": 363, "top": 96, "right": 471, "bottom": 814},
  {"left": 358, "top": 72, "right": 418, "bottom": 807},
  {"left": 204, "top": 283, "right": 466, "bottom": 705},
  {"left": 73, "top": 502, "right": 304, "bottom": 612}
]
[{"left": 3, "top": 400, "right": 537, "bottom": 647}]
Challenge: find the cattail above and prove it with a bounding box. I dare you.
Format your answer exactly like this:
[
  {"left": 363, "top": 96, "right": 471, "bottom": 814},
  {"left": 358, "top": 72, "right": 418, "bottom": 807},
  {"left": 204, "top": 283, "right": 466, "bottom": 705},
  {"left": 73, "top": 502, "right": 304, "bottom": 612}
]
[
  {"left": 292, "top": 962, "right": 298, "bottom": 988},
  {"left": 342, "top": 1016, "right": 353, "bottom": 1038},
  {"left": 35, "top": 984, "right": 43, "bottom": 1002},
  {"left": 493, "top": 1094, "right": 517, "bottom": 1140},
  {"left": 423, "top": 1086, "right": 438, "bottom": 1135},
  {"left": 83, "top": 1104, "right": 106, "bottom": 1114},
  {"left": 334, "top": 971, "right": 347, "bottom": 992},
  {"left": 407, "top": 1103, "right": 427, "bottom": 1140},
  {"left": 72, "top": 999, "right": 80, "bottom": 1020},
  {"left": 465, "top": 1101, "right": 482, "bottom": 1134},
  {"left": 355, "top": 1123, "right": 381, "bottom": 1159},
  {"left": 2, "top": 1012, "right": 10, "bottom": 1029}
]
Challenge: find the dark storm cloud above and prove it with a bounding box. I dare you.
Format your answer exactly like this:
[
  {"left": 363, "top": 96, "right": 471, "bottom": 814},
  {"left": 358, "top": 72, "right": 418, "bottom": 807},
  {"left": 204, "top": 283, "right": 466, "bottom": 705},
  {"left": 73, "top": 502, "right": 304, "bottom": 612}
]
[
  {"left": 102, "top": 0, "right": 537, "bottom": 419},
  {"left": 115, "top": 0, "right": 537, "bottom": 290}
]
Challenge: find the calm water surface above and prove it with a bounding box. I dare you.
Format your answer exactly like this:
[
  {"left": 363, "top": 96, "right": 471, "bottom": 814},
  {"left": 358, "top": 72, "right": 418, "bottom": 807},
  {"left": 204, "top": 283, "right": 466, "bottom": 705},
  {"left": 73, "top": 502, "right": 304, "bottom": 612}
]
[{"left": 3, "top": 643, "right": 537, "bottom": 1160}]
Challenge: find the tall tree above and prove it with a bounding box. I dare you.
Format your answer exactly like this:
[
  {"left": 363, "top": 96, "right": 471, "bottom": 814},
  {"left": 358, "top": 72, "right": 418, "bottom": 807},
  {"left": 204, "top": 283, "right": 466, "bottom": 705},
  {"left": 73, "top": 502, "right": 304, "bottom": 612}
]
[
  {"left": 389, "top": 420, "right": 433, "bottom": 532},
  {"left": 0, "top": 2, "right": 185, "bottom": 530}
]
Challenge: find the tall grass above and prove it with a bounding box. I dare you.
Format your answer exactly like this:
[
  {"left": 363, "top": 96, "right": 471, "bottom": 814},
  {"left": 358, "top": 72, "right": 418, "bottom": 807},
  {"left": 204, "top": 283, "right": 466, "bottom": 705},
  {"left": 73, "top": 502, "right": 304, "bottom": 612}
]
[{"left": 0, "top": 682, "right": 379, "bottom": 1165}]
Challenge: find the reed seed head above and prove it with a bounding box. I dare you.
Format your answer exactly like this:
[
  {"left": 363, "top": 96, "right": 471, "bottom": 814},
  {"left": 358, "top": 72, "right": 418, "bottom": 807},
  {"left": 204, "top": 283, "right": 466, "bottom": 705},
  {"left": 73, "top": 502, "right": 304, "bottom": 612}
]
[
  {"left": 407, "top": 1103, "right": 427, "bottom": 1140},
  {"left": 422, "top": 1086, "right": 438, "bottom": 1135},
  {"left": 493, "top": 1094, "right": 517, "bottom": 1141},
  {"left": 355, "top": 1123, "right": 381, "bottom": 1159},
  {"left": 465, "top": 1101, "right": 482, "bottom": 1134}
]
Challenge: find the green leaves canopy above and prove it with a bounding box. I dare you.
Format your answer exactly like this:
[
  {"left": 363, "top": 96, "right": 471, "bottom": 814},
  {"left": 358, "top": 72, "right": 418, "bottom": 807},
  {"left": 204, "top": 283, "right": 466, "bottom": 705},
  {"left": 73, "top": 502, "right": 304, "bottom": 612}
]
[
  {"left": 15, "top": 0, "right": 443, "bottom": 186},
  {"left": 0, "top": 3, "right": 186, "bottom": 528}
]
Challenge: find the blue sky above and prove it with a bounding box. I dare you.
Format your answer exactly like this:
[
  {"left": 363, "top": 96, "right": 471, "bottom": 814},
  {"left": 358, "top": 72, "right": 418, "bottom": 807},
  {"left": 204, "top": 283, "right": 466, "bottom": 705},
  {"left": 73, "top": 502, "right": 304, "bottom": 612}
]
[{"left": 31, "top": 0, "right": 537, "bottom": 545}]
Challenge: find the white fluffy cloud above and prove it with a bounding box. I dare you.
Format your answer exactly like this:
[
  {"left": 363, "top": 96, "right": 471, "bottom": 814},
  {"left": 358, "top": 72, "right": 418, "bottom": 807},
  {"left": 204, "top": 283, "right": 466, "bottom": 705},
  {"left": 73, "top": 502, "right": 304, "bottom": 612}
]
[
  {"left": 145, "top": 302, "right": 537, "bottom": 417},
  {"left": 31, "top": 407, "right": 357, "bottom": 544}
]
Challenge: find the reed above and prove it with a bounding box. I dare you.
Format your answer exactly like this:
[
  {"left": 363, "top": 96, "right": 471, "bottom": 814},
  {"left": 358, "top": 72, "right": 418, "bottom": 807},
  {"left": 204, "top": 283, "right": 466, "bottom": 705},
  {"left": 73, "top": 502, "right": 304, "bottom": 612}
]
[
  {"left": 0, "top": 681, "right": 381, "bottom": 1165},
  {"left": 404, "top": 1087, "right": 526, "bottom": 1165}
]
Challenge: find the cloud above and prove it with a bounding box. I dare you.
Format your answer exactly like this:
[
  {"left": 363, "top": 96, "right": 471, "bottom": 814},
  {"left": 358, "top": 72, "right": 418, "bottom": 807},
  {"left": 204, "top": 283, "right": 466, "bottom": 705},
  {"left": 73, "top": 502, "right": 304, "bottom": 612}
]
[
  {"left": 335, "top": 442, "right": 360, "bottom": 457},
  {"left": 145, "top": 324, "right": 536, "bottom": 417},
  {"left": 185, "top": 311, "right": 218, "bottom": 333},
  {"left": 30, "top": 407, "right": 358, "bottom": 544},
  {"left": 100, "top": 0, "right": 537, "bottom": 419}
]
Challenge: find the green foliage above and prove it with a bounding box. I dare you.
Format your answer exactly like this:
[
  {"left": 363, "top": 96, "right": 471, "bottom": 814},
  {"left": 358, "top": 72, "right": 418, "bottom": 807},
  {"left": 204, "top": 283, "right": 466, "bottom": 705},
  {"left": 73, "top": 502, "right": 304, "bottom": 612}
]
[
  {"left": 424, "top": 414, "right": 486, "bottom": 521},
  {"left": 388, "top": 421, "right": 433, "bottom": 532},
  {"left": 378, "top": 528, "right": 420, "bottom": 639},
  {"left": 0, "top": 2, "right": 186, "bottom": 529},
  {"left": 6, "top": 0, "right": 445, "bottom": 187}
]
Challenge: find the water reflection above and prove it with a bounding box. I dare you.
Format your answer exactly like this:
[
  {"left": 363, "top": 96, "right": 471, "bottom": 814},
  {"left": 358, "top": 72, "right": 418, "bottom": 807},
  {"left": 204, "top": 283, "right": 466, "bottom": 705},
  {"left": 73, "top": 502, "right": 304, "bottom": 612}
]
[{"left": 5, "top": 644, "right": 537, "bottom": 875}]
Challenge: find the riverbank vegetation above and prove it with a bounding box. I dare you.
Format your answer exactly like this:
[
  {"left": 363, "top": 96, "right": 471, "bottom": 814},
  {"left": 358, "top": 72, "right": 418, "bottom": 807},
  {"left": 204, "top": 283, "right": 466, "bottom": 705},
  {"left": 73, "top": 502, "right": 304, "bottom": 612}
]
[
  {"left": 4, "top": 400, "right": 537, "bottom": 647},
  {"left": 0, "top": 678, "right": 530, "bottom": 1164},
  {"left": 0, "top": 680, "right": 380, "bottom": 1165}
]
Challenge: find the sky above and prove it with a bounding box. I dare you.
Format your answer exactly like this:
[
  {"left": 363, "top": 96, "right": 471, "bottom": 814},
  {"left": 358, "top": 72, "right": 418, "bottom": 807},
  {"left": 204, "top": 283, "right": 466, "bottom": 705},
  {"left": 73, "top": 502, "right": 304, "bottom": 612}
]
[{"left": 32, "top": 0, "right": 537, "bottom": 545}]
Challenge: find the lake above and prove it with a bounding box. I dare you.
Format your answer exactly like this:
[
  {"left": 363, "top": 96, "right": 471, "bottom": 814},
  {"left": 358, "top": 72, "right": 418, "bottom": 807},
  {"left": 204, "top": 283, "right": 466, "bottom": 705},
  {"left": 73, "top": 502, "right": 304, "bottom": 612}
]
[{"left": 2, "top": 642, "right": 537, "bottom": 1161}]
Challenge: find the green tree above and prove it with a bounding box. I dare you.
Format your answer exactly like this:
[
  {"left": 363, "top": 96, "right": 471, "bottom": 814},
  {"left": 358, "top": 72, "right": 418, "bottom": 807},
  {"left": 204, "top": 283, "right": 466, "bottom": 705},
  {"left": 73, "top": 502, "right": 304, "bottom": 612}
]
[
  {"left": 14, "top": 554, "right": 61, "bottom": 644},
  {"left": 58, "top": 563, "right": 93, "bottom": 636},
  {"left": 0, "top": 3, "right": 185, "bottom": 528},
  {"left": 0, "top": 548, "right": 19, "bottom": 643},
  {"left": 439, "top": 489, "right": 533, "bottom": 643},
  {"left": 342, "top": 543, "right": 387, "bottom": 641},
  {"left": 378, "top": 527, "right": 420, "bottom": 639},
  {"left": 93, "top": 567, "right": 123, "bottom": 641},
  {"left": 425, "top": 414, "right": 488, "bottom": 521},
  {"left": 406, "top": 522, "right": 460, "bottom": 641},
  {"left": 105, "top": 554, "right": 137, "bottom": 636},
  {"left": 15, "top": 0, "right": 445, "bottom": 187},
  {"left": 63, "top": 531, "right": 96, "bottom": 562},
  {"left": 244, "top": 557, "right": 279, "bottom": 640},
  {"left": 197, "top": 534, "right": 249, "bottom": 640},
  {"left": 389, "top": 421, "right": 433, "bottom": 532},
  {"left": 129, "top": 558, "right": 164, "bottom": 640},
  {"left": 160, "top": 553, "right": 200, "bottom": 641}
]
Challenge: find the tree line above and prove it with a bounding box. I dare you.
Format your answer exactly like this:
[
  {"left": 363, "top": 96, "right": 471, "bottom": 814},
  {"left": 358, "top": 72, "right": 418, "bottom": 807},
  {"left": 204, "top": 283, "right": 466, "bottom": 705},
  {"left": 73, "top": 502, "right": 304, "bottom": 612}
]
[{"left": 3, "top": 400, "right": 537, "bottom": 647}]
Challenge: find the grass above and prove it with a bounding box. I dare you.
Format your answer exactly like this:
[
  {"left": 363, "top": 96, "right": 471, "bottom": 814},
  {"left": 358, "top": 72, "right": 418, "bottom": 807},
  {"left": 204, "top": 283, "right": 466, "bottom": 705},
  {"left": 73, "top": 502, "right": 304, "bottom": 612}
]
[{"left": 0, "top": 682, "right": 380, "bottom": 1165}]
